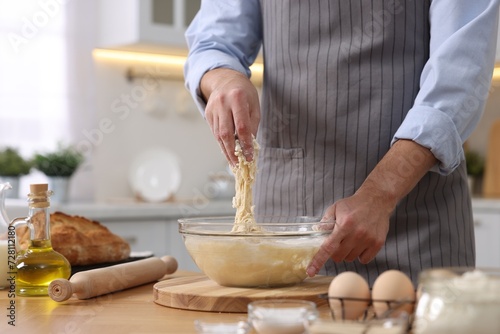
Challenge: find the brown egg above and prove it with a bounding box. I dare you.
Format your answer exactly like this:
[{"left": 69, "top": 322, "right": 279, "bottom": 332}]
[
  {"left": 372, "top": 270, "right": 416, "bottom": 318},
  {"left": 328, "top": 272, "right": 370, "bottom": 320}
]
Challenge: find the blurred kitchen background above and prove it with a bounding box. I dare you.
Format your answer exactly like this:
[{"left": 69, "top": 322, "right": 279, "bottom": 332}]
[
  {"left": 0, "top": 0, "right": 497, "bottom": 203},
  {"left": 0, "top": 0, "right": 255, "bottom": 203},
  {"left": 0, "top": 0, "right": 257, "bottom": 270}
]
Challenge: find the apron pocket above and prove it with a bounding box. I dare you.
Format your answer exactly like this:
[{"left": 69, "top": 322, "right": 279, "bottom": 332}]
[{"left": 253, "top": 147, "right": 305, "bottom": 216}]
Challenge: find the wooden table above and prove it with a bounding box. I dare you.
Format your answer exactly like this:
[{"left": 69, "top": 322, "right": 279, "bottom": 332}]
[{"left": 0, "top": 271, "right": 332, "bottom": 334}]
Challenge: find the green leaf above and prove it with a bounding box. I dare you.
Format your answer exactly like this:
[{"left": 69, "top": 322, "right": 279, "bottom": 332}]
[
  {"left": 33, "top": 145, "right": 84, "bottom": 177},
  {"left": 465, "top": 150, "right": 484, "bottom": 178},
  {"left": 0, "top": 148, "right": 32, "bottom": 176}
]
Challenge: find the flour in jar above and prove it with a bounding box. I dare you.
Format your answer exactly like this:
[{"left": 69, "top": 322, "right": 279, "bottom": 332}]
[{"left": 414, "top": 270, "right": 500, "bottom": 334}]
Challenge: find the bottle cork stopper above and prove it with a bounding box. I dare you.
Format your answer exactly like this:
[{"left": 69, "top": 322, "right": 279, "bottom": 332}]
[
  {"left": 30, "top": 183, "right": 48, "bottom": 193},
  {"left": 29, "top": 183, "right": 50, "bottom": 208}
]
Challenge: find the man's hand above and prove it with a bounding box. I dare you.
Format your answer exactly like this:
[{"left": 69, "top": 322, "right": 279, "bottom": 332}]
[
  {"left": 200, "top": 68, "right": 260, "bottom": 166},
  {"left": 306, "top": 139, "right": 438, "bottom": 276}
]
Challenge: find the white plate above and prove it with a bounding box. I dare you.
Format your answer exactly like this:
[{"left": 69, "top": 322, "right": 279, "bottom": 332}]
[{"left": 128, "top": 148, "right": 181, "bottom": 203}]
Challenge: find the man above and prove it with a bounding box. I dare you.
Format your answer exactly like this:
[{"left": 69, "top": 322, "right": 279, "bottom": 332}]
[{"left": 184, "top": 0, "right": 499, "bottom": 285}]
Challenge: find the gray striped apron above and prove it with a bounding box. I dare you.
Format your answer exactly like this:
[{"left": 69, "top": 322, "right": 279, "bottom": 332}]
[{"left": 254, "top": 0, "right": 475, "bottom": 286}]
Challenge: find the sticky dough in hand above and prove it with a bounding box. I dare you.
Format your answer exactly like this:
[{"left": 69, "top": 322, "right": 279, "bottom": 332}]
[{"left": 231, "top": 137, "right": 261, "bottom": 233}]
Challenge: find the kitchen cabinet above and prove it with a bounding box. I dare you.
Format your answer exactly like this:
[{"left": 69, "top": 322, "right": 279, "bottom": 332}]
[
  {"left": 99, "top": 0, "right": 201, "bottom": 49},
  {"left": 495, "top": 7, "right": 500, "bottom": 62},
  {"left": 99, "top": 219, "right": 167, "bottom": 258},
  {"left": 472, "top": 199, "right": 500, "bottom": 268},
  {"left": 497, "top": 12, "right": 500, "bottom": 62},
  {"left": 165, "top": 219, "right": 199, "bottom": 272},
  {"left": 100, "top": 219, "right": 200, "bottom": 272},
  {"left": 99, "top": 220, "right": 201, "bottom": 272},
  {"left": 139, "top": 0, "right": 201, "bottom": 46}
]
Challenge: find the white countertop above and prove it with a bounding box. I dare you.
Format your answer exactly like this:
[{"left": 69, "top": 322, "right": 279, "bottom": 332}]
[
  {"left": 5, "top": 197, "right": 235, "bottom": 221},
  {"left": 471, "top": 197, "right": 500, "bottom": 212},
  {"left": 5, "top": 196, "right": 500, "bottom": 222}
]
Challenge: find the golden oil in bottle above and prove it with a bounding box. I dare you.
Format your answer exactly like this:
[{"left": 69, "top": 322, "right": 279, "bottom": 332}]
[
  {"left": 16, "top": 239, "right": 71, "bottom": 296},
  {"left": 11, "top": 184, "right": 71, "bottom": 296}
]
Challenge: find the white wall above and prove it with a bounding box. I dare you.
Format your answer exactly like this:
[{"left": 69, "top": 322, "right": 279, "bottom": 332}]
[
  {"left": 88, "top": 58, "right": 227, "bottom": 202},
  {"left": 467, "top": 84, "right": 500, "bottom": 155}
]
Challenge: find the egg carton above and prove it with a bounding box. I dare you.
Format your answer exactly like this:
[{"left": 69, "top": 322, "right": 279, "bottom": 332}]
[
  {"left": 321, "top": 295, "right": 414, "bottom": 320},
  {"left": 320, "top": 294, "right": 415, "bottom": 333}
]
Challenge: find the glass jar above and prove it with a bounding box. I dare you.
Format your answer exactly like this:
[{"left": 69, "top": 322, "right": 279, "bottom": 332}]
[
  {"left": 414, "top": 267, "right": 500, "bottom": 334},
  {"left": 10, "top": 183, "right": 71, "bottom": 296}
]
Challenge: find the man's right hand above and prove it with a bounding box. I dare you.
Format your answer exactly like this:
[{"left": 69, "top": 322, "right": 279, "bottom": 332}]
[{"left": 200, "top": 68, "right": 261, "bottom": 166}]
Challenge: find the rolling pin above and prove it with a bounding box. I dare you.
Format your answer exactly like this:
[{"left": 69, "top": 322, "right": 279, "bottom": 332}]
[{"left": 48, "top": 255, "right": 178, "bottom": 302}]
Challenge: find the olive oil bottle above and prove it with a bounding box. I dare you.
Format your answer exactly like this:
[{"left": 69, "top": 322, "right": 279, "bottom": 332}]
[{"left": 11, "top": 184, "right": 71, "bottom": 296}]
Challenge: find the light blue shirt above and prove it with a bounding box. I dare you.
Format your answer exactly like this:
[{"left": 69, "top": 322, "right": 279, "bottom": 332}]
[{"left": 184, "top": 0, "right": 499, "bottom": 175}]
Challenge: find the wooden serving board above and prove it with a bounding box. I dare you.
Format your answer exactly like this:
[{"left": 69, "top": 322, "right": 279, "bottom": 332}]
[{"left": 153, "top": 275, "right": 332, "bottom": 313}]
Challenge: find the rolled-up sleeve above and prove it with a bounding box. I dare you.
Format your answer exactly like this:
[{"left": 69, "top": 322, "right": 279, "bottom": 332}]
[
  {"left": 392, "top": 0, "right": 499, "bottom": 174},
  {"left": 184, "top": 0, "right": 263, "bottom": 115}
]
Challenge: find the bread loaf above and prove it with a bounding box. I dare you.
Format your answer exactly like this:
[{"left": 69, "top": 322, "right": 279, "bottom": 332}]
[{"left": 17, "top": 211, "right": 131, "bottom": 266}]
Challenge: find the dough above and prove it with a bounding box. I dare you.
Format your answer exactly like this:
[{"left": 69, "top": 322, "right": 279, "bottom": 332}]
[
  {"left": 230, "top": 137, "right": 261, "bottom": 232},
  {"left": 185, "top": 236, "right": 321, "bottom": 287}
]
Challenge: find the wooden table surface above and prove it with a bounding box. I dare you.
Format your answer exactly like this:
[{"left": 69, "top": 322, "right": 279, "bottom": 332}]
[{"left": 0, "top": 270, "right": 333, "bottom": 334}]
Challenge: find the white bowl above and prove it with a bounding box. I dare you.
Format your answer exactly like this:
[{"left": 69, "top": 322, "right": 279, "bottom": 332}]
[
  {"left": 128, "top": 148, "right": 181, "bottom": 202},
  {"left": 248, "top": 299, "right": 318, "bottom": 334},
  {"left": 194, "top": 319, "right": 250, "bottom": 334}
]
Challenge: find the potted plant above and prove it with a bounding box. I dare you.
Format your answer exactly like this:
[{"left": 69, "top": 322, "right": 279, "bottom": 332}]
[
  {"left": 33, "top": 144, "right": 84, "bottom": 202},
  {"left": 465, "top": 150, "right": 484, "bottom": 195},
  {"left": 0, "top": 148, "right": 32, "bottom": 198}
]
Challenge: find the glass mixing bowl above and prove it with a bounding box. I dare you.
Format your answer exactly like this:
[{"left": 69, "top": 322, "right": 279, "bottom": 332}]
[{"left": 178, "top": 216, "right": 334, "bottom": 288}]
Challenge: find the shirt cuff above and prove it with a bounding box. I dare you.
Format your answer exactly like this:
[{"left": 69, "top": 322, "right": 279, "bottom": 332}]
[
  {"left": 391, "top": 106, "right": 464, "bottom": 175},
  {"left": 184, "top": 50, "right": 251, "bottom": 116}
]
